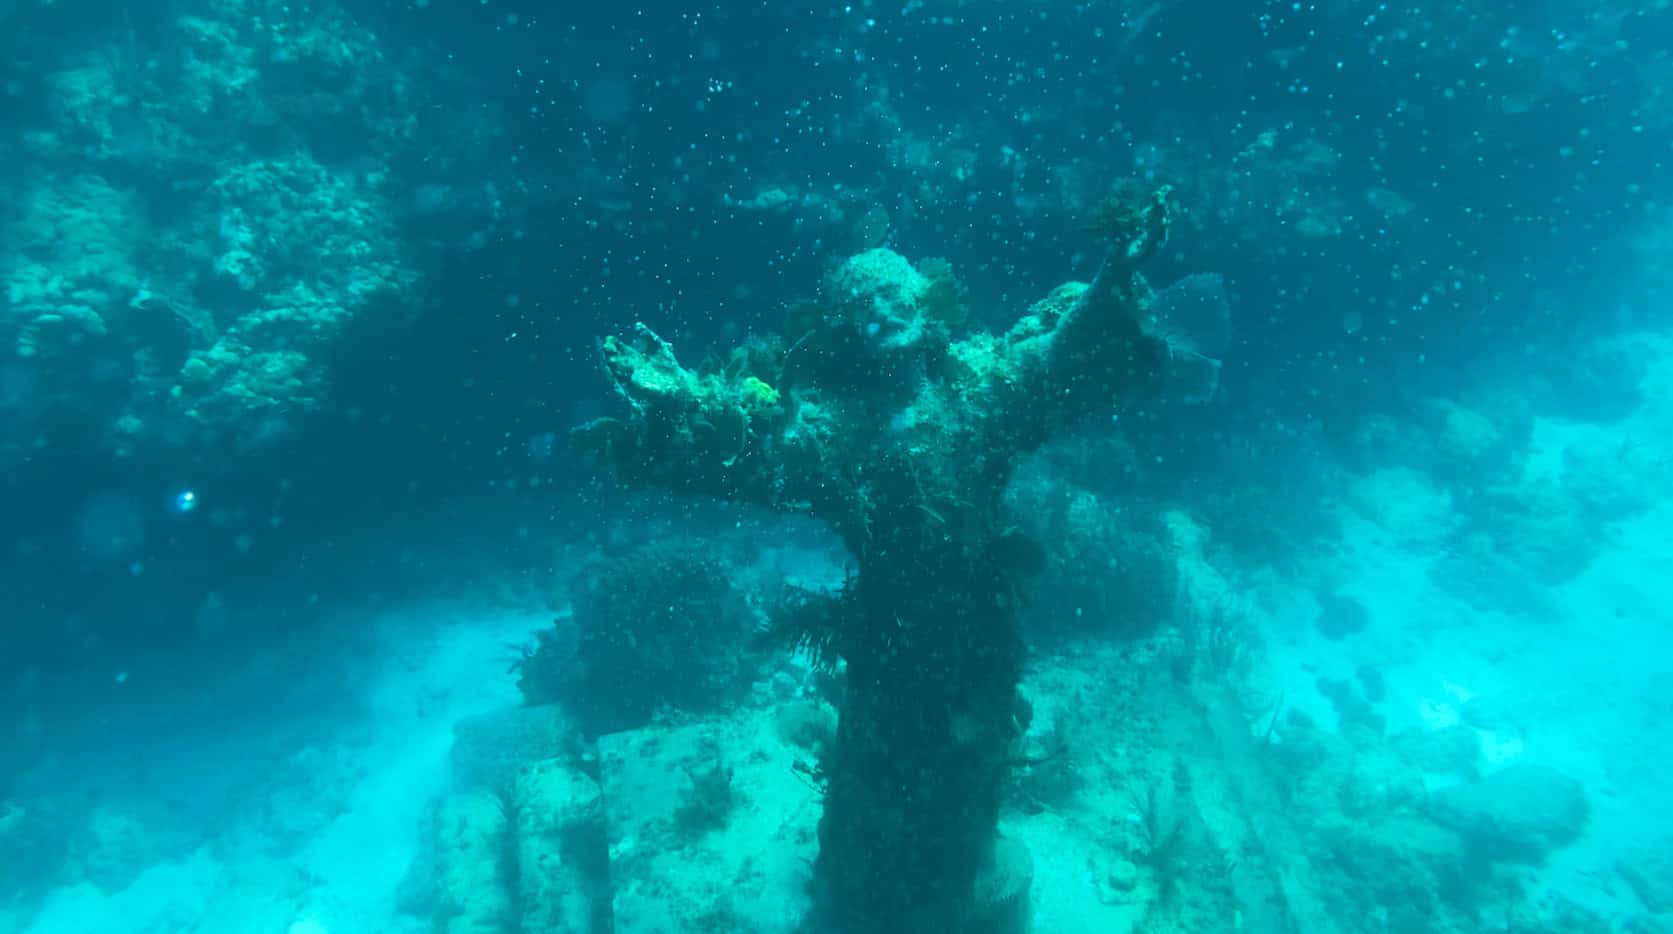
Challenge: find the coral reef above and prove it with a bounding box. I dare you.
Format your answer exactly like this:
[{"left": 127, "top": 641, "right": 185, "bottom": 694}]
[
  {"left": 0, "top": 0, "right": 437, "bottom": 462},
  {"left": 407, "top": 712, "right": 609, "bottom": 934},
  {"left": 600, "top": 713, "right": 821, "bottom": 932},
  {"left": 1349, "top": 378, "right": 1668, "bottom": 618},
  {"left": 516, "top": 540, "right": 759, "bottom": 737},
  {"left": 1619, "top": 842, "right": 1673, "bottom": 915},
  {"left": 1006, "top": 451, "right": 1182, "bottom": 645},
  {"left": 1425, "top": 764, "right": 1591, "bottom": 865}
]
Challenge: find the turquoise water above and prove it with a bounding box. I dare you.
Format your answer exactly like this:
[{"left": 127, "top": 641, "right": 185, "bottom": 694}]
[{"left": 1, "top": 1, "right": 1668, "bottom": 932}]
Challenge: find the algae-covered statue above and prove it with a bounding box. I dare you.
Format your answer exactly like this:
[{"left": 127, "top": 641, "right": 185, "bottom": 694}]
[{"left": 574, "top": 183, "right": 1205, "bottom": 932}]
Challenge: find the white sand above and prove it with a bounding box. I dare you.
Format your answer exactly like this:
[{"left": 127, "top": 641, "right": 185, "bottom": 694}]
[{"left": 13, "top": 597, "right": 551, "bottom": 934}]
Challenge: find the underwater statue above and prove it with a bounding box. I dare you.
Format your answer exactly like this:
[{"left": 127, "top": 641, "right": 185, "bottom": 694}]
[{"left": 574, "top": 183, "right": 1194, "bottom": 932}]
